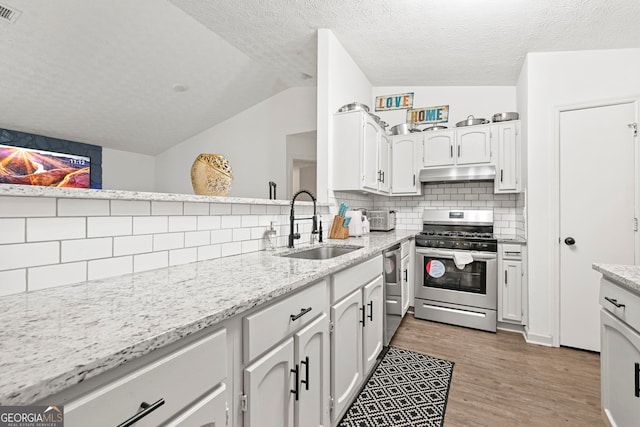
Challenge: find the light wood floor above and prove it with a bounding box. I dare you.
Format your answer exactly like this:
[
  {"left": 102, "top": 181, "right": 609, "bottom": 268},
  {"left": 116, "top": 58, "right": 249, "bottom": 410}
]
[{"left": 390, "top": 315, "right": 603, "bottom": 426}]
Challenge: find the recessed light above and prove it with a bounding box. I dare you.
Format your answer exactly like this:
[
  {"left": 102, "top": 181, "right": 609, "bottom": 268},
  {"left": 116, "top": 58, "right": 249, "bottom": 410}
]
[{"left": 172, "top": 84, "right": 189, "bottom": 92}]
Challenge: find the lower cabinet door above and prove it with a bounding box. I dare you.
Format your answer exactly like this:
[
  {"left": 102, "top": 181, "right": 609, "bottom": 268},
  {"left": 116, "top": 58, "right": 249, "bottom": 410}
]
[
  {"left": 363, "top": 275, "right": 384, "bottom": 374},
  {"left": 601, "top": 309, "right": 640, "bottom": 427},
  {"left": 244, "top": 338, "right": 295, "bottom": 427},
  {"left": 164, "top": 382, "right": 228, "bottom": 426},
  {"left": 294, "top": 313, "right": 329, "bottom": 427},
  {"left": 330, "top": 288, "right": 363, "bottom": 422},
  {"left": 401, "top": 255, "right": 411, "bottom": 316}
]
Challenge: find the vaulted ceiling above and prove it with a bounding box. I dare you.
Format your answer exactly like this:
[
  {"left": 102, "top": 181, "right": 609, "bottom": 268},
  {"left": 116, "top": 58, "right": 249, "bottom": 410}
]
[{"left": 0, "top": 0, "right": 638, "bottom": 155}]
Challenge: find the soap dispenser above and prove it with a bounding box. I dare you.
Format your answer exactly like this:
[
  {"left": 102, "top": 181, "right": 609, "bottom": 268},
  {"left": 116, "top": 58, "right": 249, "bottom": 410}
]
[{"left": 266, "top": 221, "right": 277, "bottom": 250}]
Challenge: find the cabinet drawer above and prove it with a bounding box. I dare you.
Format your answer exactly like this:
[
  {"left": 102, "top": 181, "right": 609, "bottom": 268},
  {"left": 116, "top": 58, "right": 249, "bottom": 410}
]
[
  {"left": 501, "top": 243, "right": 522, "bottom": 259},
  {"left": 600, "top": 278, "right": 640, "bottom": 334},
  {"left": 164, "top": 382, "right": 228, "bottom": 427},
  {"left": 332, "top": 255, "right": 383, "bottom": 302},
  {"left": 243, "top": 280, "right": 327, "bottom": 362},
  {"left": 65, "top": 328, "right": 227, "bottom": 427}
]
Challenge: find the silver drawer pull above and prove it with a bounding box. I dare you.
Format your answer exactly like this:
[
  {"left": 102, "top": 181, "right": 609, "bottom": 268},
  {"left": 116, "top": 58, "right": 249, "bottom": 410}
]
[{"left": 604, "top": 296, "right": 625, "bottom": 309}]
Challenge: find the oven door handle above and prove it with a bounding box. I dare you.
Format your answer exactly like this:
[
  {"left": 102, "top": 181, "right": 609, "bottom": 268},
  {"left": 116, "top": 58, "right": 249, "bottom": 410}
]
[{"left": 416, "top": 248, "right": 496, "bottom": 261}]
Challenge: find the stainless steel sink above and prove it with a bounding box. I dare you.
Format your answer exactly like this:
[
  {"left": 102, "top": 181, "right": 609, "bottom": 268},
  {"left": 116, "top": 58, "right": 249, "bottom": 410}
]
[{"left": 279, "top": 245, "right": 362, "bottom": 260}]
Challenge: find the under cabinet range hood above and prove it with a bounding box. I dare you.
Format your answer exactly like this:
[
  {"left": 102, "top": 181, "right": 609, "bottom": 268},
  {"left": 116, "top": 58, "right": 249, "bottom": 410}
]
[{"left": 418, "top": 165, "right": 496, "bottom": 183}]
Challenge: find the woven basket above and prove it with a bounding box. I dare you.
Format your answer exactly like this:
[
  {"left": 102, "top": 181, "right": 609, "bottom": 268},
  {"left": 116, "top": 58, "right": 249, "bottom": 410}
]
[{"left": 190, "top": 154, "right": 233, "bottom": 196}]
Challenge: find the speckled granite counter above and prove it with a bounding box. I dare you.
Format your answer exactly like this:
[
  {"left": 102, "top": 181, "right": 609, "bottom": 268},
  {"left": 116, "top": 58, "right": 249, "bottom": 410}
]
[
  {"left": 495, "top": 235, "right": 527, "bottom": 244},
  {"left": 593, "top": 264, "right": 640, "bottom": 296},
  {"left": 0, "top": 230, "right": 417, "bottom": 405}
]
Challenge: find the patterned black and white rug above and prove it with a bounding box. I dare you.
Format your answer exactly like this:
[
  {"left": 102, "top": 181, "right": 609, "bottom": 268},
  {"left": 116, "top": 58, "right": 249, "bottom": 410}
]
[{"left": 338, "top": 347, "right": 454, "bottom": 427}]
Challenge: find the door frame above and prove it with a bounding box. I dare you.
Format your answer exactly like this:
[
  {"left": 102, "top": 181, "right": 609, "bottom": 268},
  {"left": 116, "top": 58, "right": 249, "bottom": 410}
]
[{"left": 550, "top": 96, "right": 640, "bottom": 347}]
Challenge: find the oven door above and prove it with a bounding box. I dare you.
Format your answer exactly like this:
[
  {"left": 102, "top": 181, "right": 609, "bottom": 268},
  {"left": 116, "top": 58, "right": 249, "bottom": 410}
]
[{"left": 415, "top": 248, "right": 497, "bottom": 310}]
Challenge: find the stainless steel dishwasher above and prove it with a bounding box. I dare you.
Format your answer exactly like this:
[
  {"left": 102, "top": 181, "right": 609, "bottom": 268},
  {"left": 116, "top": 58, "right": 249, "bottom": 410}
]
[{"left": 383, "top": 243, "right": 402, "bottom": 346}]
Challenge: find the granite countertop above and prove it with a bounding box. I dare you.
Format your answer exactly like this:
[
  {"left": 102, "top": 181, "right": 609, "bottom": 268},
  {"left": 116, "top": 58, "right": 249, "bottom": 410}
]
[
  {"left": 495, "top": 235, "right": 527, "bottom": 244},
  {"left": 0, "top": 230, "right": 417, "bottom": 405},
  {"left": 593, "top": 264, "right": 640, "bottom": 295}
]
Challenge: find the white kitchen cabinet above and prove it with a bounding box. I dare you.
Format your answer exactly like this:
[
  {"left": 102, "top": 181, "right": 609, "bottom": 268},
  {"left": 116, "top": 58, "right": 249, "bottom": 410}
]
[
  {"left": 164, "top": 383, "right": 228, "bottom": 427},
  {"left": 422, "top": 129, "right": 456, "bottom": 167},
  {"left": 330, "top": 256, "right": 384, "bottom": 423},
  {"left": 242, "top": 280, "right": 329, "bottom": 427},
  {"left": 244, "top": 338, "right": 295, "bottom": 427},
  {"left": 600, "top": 279, "right": 640, "bottom": 427},
  {"left": 498, "top": 243, "right": 527, "bottom": 325},
  {"left": 362, "top": 276, "right": 384, "bottom": 374},
  {"left": 64, "top": 328, "right": 229, "bottom": 427},
  {"left": 330, "top": 288, "right": 363, "bottom": 420},
  {"left": 333, "top": 110, "right": 390, "bottom": 195},
  {"left": 400, "top": 253, "right": 411, "bottom": 315},
  {"left": 493, "top": 121, "right": 521, "bottom": 193},
  {"left": 455, "top": 124, "right": 492, "bottom": 165},
  {"left": 391, "top": 133, "right": 421, "bottom": 195}
]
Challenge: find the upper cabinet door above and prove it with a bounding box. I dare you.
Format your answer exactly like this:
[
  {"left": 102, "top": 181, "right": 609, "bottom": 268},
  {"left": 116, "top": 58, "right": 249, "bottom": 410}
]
[
  {"left": 494, "top": 122, "right": 520, "bottom": 193},
  {"left": 455, "top": 125, "right": 492, "bottom": 165},
  {"left": 378, "top": 133, "right": 391, "bottom": 194},
  {"left": 362, "top": 120, "right": 380, "bottom": 192},
  {"left": 423, "top": 130, "right": 455, "bottom": 167},
  {"left": 391, "top": 134, "right": 420, "bottom": 195}
]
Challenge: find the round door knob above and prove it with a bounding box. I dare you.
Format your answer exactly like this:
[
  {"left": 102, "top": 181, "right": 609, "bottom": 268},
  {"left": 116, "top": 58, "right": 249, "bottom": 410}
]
[{"left": 564, "top": 237, "right": 576, "bottom": 246}]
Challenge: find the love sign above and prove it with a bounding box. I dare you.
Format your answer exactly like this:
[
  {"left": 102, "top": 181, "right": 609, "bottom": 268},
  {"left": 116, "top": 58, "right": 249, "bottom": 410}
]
[{"left": 374, "top": 93, "right": 414, "bottom": 111}]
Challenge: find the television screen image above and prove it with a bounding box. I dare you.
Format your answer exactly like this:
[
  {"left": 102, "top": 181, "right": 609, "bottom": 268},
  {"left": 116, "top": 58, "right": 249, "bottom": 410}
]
[{"left": 0, "top": 144, "right": 91, "bottom": 188}]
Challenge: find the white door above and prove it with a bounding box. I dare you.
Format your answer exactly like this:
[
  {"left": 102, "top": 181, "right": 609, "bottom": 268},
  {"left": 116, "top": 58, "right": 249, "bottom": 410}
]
[
  {"left": 362, "top": 120, "right": 379, "bottom": 191},
  {"left": 456, "top": 126, "right": 491, "bottom": 165},
  {"left": 244, "top": 338, "right": 295, "bottom": 427},
  {"left": 362, "top": 275, "right": 384, "bottom": 374},
  {"left": 560, "top": 102, "right": 636, "bottom": 351},
  {"left": 423, "top": 130, "right": 455, "bottom": 167},
  {"left": 294, "top": 313, "right": 329, "bottom": 427},
  {"left": 378, "top": 133, "right": 391, "bottom": 194},
  {"left": 500, "top": 260, "right": 522, "bottom": 323},
  {"left": 494, "top": 122, "right": 519, "bottom": 192},
  {"left": 400, "top": 255, "right": 411, "bottom": 315},
  {"left": 330, "top": 289, "right": 363, "bottom": 422},
  {"left": 391, "top": 135, "right": 418, "bottom": 194}
]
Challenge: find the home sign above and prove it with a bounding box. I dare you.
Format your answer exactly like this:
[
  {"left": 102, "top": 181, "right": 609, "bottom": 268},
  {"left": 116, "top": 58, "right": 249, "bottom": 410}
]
[{"left": 406, "top": 105, "right": 449, "bottom": 124}]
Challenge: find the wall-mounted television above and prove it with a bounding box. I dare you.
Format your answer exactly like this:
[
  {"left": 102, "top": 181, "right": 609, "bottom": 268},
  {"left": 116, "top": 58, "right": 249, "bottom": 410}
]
[{"left": 0, "top": 144, "right": 91, "bottom": 188}]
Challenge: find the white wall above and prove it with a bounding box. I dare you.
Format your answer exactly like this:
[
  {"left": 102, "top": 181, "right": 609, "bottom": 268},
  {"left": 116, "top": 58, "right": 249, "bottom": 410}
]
[
  {"left": 372, "top": 86, "right": 517, "bottom": 129},
  {"left": 317, "top": 29, "right": 373, "bottom": 203},
  {"left": 102, "top": 148, "right": 156, "bottom": 192},
  {"left": 154, "top": 87, "right": 316, "bottom": 199},
  {"left": 523, "top": 48, "right": 640, "bottom": 345}
]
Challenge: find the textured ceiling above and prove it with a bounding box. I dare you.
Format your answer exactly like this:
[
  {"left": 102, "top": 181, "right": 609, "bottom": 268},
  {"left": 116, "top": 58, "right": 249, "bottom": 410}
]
[{"left": 0, "top": 0, "right": 639, "bottom": 155}]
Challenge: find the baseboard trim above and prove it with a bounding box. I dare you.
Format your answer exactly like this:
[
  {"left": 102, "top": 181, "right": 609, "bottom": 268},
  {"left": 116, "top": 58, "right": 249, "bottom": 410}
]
[
  {"left": 524, "top": 330, "right": 554, "bottom": 347},
  {"left": 497, "top": 322, "right": 525, "bottom": 334}
]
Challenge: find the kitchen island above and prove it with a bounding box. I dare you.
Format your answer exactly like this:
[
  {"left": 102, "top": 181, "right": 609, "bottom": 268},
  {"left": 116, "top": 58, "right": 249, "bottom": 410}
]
[{"left": 0, "top": 229, "right": 417, "bottom": 407}]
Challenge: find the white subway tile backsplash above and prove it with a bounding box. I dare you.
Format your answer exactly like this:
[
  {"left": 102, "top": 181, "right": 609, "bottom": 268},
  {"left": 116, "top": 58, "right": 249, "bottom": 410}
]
[
  {"left": 0, "top": 196, "right": 56, "bottom": 217},
  {"left": 134, "top": 251, "right": 168, "bottom": 273},
  {"left": 266, "top": 205, "right": 281, "bottom": 214},
  {"left": 197, "top": 216, "right": 221, "bottom": 230},
  {"left": 241, "top": 240, "right": 260, "bottom": 254},
  {"left": 233, "top": 228, "right": 251, "bottom": 242},
  {"left": 27, "top": 217, "right": 85, "bottom": 242},
  {"left": 88, "top": 256, "right": 133, "bottom": 280},
  {"left": 221, "top": 215, "right": 241, "bottom": 229},
  {"left": 251, "top": 226, "right": 268, "bottom": 240},
  {"left": 88, "top": 217, "right": 132, "bottom": 237},
  {"left": 232, "top": 204, "right": 251, "bottom": 215},
  {"left": 250, "top": 205, "right": 267, "bottom": 214},
  {"left": 111, "top": 200, "right": 151, "bottom": 216},
  {"left": 151, "top": 201, "right": 183, "bottom": 216},
  {"left": 0, "top": 242, "right": 59, "bottom": 270},
  {"left": 221, "top": 242, "right": 242, "bottom": 257},
  {"left": 0, "top": 219, "right": 25, "bottom": 244},
  {"left": 183, "top": 202, "right": 209, "bottom": 215},
  {"left": 169, "top": 247, "right": 197, "bottom": 266},
  {"left": 153, "top": 233, "right": 184, "bottom": 251},
  {"left": 0, "top": 269, "right": 26, "bottom": 296},
  {"left": 28, "top": 262, "right": 86, "bottom": 291},
  {"left": 58, "top": 199, "right": 110, "bottom": 217},
  {"left": 197, "top": 244, "right": 220, "bottom": 261},
  {"left": 114, "top": 235, "right": 153, "bottom": 256},
  {"left": 133, "top": 216, "right": 168, "bottom": 235},
  {"left": 168, "top": 216, "right": 197, "bottom": 232},
  {"left": 185, "top": 231, "right": 210, "bottom": 247},
  {"left": 62, "top": 238, "right": 112, "bottom": 262},
  {"left": 211, "top": 229, "right": 233, "bottom": 244},
  {"left": 241, "top": 215, "right": 259, "bottom": 227},
  {"left": 210, "top": 203, "right": 232, "bottom": 215}
]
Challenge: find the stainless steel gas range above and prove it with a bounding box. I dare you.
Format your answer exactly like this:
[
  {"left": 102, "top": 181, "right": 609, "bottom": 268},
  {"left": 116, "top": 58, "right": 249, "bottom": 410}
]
[{"left": 414, "top": 209, "right": 497, "bottom": 332}]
